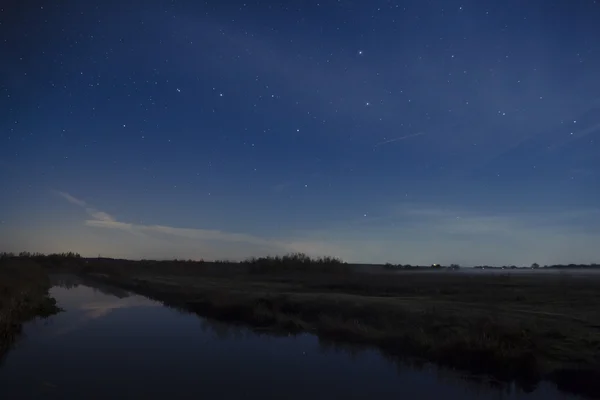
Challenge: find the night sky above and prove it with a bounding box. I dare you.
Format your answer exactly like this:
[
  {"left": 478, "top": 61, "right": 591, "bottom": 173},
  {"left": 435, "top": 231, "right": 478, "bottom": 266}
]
[{"left": 2, "top": 0, "right": 599, "bottom": 265}]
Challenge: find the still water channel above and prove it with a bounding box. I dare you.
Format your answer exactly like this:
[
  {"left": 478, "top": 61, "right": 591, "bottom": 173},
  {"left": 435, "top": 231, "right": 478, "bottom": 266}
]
[{"left": 0, "top": 276, "right": 582, "bottom": 399}]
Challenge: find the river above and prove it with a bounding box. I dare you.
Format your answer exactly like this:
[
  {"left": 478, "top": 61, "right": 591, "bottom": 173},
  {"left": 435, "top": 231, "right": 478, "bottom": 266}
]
[{"left": 0, "top": 276, "right": 582, "bottom": 399}]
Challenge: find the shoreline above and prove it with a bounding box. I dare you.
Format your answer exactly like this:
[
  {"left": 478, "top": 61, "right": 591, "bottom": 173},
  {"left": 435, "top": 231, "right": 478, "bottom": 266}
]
[
  {"left": 75, "top": 264, "right": 600, "bottom": 399},
  {"left": 3, "top": 254, "right": 599, "bottom": 398},
  {"left": 0, "top": 260, "right": 61, "bottom": 361}
]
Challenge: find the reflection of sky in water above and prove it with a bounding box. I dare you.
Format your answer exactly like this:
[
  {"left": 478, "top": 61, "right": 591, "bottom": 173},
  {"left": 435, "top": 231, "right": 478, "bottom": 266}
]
[
  {"left": 0, "top": 281, "right": 582, "bottom": 400},
  {"left": 47, "top": 285, "right": 160, "bottom": 336}
]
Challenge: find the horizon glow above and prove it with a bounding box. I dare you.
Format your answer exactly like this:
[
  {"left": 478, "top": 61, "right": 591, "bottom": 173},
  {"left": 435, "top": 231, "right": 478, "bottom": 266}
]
[{"left": 1, "top": 0, "right": 599, "bottom": 266}]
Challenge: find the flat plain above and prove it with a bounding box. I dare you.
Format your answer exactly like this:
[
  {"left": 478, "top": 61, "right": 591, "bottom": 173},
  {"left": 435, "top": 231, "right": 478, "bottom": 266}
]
[{"left": 3, "top": 254, "right": 600, "bottom": 398}]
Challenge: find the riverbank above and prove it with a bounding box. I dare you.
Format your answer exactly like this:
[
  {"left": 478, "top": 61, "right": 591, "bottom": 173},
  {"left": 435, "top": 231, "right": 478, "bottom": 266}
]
[
  {"left": 0, "top": 259, "right": 61, "bottom": 360},
  {"left": 3, "top": 253, "right": 592, "bottom": 397},
  {"left": 39, "top": 255, "right": 597, "bottom": 398}
]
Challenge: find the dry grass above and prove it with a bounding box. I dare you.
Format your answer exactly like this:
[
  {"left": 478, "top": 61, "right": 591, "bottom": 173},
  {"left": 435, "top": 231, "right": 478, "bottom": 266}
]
[
  {"left": 17, "top": 254, "right": 600, "bottom": 398},
  {"left": 0, "top": 259, "right": 61, "bottom": 360}
]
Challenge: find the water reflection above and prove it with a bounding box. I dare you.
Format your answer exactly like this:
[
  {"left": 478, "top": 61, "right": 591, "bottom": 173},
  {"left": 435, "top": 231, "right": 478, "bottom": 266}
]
[
  {"left": 0, "top": 278, "right": 584, "bottom": 400},
  {"left": 51, "top": 274, "right": 133, "bottom": 298},
  {"left": 196, "top": 320, "right": 561, "bottom": 400}
]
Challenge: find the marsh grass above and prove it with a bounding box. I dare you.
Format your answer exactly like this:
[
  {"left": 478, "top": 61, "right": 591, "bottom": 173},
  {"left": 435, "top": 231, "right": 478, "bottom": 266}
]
[
  {"left": 11, "top": 253, "right": 600, "bottom": 398},
  {"left": 243, "top": 253, "right": 348, "bottom": 274},
  {"left": 81, "top": 270, "right": 600, "bottom": 395},
  {"left": 0, "top": 259, "right": 61, "bottom": 359}
]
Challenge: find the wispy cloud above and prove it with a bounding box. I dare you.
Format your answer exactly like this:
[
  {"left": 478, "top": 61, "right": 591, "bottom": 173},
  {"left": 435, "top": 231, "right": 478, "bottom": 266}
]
[
  {"left": 168, "top": 13, "right": 597, "bottom": 156},
  {"left": 374, "top": 132, "right": 425, "bottom": 147},
  {"left": 391, "top": 204, "right": 600, "bottom": 236},
  {"left": 272, "top": 181, "right": 293, "bottom": 193},
  {"left": 547, "top": 121, "right": 600, "bottom": 153},
  {"left": 291, "top": 204, "right": 600, "bottom": 265},
  {"left": 56, "top": 191, "right": 115, "bottom": 222},
  {"left": 57, "top": 191, "right": 342, "bottom": 259},
  {"left": 85, "top": 220, "right": 278, "bottom": 247},
  {"left": 56, "top": 191, "right": 600, "bottom": 265}
]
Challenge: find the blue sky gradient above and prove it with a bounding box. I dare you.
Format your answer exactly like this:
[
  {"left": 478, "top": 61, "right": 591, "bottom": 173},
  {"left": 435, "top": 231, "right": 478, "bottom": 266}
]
[{"left": 1, "top": 0, "right": 599, "bottom": 265}]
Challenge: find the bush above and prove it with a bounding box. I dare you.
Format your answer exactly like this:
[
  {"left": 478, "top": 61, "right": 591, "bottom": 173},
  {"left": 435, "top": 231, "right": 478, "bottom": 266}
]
[{"left": 243, "top": 253, "right": 348, "bottom": 274}]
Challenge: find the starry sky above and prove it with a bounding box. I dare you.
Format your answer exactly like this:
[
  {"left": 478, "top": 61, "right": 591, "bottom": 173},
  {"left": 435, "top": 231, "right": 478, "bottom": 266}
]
[{"left": 1, "top": 0, "right": 600, "bottom": 266}]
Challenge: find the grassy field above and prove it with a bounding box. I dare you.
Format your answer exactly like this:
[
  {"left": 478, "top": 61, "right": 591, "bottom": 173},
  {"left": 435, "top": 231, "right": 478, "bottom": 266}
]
[
  {"left": 0, "top": 259, "right": 61, "bottom": 361},
  {"left": 5, "top": 253, "right": 600, "bottom": 398}
]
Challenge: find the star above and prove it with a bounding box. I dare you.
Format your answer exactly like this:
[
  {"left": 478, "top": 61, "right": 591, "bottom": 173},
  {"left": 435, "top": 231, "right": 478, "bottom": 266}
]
[{"left": 3, "top": 0, "right": 599, "bottom": 271}]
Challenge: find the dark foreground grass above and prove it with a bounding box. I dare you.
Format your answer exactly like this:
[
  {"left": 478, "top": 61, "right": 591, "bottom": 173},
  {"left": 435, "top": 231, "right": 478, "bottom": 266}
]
[
  {"left": 0, "top": 259, "right": 61, "bottom": 360},
  {"left": 19, "top": 254, "right": 600, "bottom": 398}
]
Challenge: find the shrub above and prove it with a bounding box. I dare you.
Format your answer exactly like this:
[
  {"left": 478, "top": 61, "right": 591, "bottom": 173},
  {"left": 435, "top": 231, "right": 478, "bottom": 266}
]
[{"left": 244, "top": 253, "right": 348, "bottom": 274}]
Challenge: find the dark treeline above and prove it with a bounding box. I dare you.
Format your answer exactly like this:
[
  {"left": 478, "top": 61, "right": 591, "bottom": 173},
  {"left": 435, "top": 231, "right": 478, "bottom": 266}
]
[
  {"left": 0, "top": 252, "right": 348, "bottom": 276},
  {"left": 0, "top": 251, "right": 82, "bottom": 260},
  {"left": 385, "top": 262, "right": 600, "bottom": 270},
  {"left": 2, "top": 251, "right": 599, "bottom": 271},
  {"left": 472, "top": 263, "right": 600, "bottom": 270},
  {"left": 0, "top": 252, "right": 342, "bottom": 264},
  {"left": 3, "top": 250, "right": 600, "bottom": 398}
]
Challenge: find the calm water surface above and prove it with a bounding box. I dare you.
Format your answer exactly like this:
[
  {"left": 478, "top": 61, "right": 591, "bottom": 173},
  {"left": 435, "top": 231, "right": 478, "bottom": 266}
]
[{"left": 0, "top": 276, "right": 582, "bottom": 399}]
